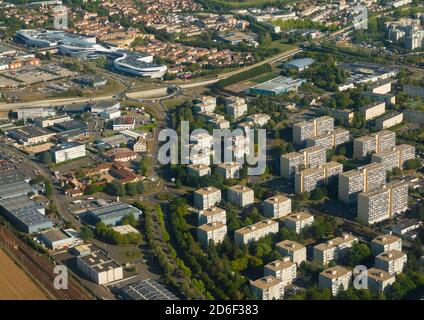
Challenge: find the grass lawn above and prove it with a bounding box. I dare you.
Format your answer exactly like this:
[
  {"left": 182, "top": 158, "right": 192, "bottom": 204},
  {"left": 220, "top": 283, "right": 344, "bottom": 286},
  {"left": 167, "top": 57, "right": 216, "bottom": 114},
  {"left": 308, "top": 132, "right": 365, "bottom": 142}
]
[{"left": 269, "top": 41, "right": 297, "bottom": 53}]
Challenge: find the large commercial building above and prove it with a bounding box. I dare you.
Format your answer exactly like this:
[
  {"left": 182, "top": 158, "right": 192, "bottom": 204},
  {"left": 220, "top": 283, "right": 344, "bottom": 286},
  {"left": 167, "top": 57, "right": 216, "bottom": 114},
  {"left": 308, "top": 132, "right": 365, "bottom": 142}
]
[
  {"left": 227, "top": 185, "right": 254, "bottom": 208},
  {"left": 313, "top": 233, "right": 358, "bottom": 265},
  {"left": 77, "top": 250, "right": 123, "bottom": 285},
  {"left": 295, "top": 161, "right": 343, "bottom": 194},
  {"left": 367, "top": 268, "right": 395, "bottom": 294},
  {"left": 284, "top": 212, "right": 314, "bottom": 234},
  {"left": 338, "top": 162, "right": 387, "bottom": 203},
  {"left": 40, "top": 228, "right": 77, "bottom": 250},
  {"left": 250, "top": 276, "right": 284, "bottom": 300},
  {"left": 264, "top": 257, "right": 297, "bottom": 286},
  {"left": 194, "top": 187, "right": 221, "bottom": 210},
  {"left": 371, "top": 234, "right": 402, "bottom": 255},
  {"left": 275, "top": 240, "right": 306, "bottom": 266},
  {"left": 371, "top": 144, "right": 415, "bottom": 171},
  {"left": 197, "top": 207, "right": 226, "bottom": 225},
  {"left": 280, "top": 146, "right": 326, "bottom": 179},
  {"left": 0, "top": 195, "right": 53, "bottom": 233},
  {"left": 263, "top": 195, "right": 291, "bottom": 218},
  {"left": 7, "top": 125, "right": 55, "bottom": 145},
  {"left": 197, "top": 221, "right": 227, "bottom": 246},
  {"left": 51, "top": 142, "right": 86, "bottom": 164},
  {"left": 86, "top": 203, "right": 142, "bottom": 226},
  {"left": 357, "top": 181, "right": 409, "bottom": 225},
  {"left": 248, "top": 76, "right": 306, "bottom": 96},
  {"left": 235, "top": 219, "right": 279, "bottom": 245},
  {"left": 305, "top": 128, "right": 350, "bottom": 150},
  {"left": 319, "top": 266, "right": 352, "bottom": 296},
  {"left": 353, "top": 130, "right": 396, "bottom": 160},
  {"left": 293, "top": 116, "right": 334, "bottom": 145},
  {"left": 375, "top": 112, "right": 404, "bottom": 130},
  {"left": 375, "top": 250, "right": 407, "bottom": 275},
  {"left": 224, "top": 96, "right": 248, "bottom": 118}
]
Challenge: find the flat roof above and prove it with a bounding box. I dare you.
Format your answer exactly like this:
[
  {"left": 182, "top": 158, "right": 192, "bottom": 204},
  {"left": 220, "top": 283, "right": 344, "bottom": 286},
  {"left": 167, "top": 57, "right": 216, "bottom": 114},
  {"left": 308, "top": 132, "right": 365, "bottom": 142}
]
[
  {"left": 320, "top": 266, "right": 351, "bottom": 279},
  {"left": 376, "top": 250, "right": 406, "bottom": 262},
  {"left": 0, "top": 170, "right": 26, "bottom": 187},
  {"left": 264, "top": 195, "right": 290, "bottom": 204},
  {"left": 0, "top": 181, "right": 33, "bottom": 199},
  {"left": 250, "top": 76, "right": 305, "bottom": 92},
  {"left": 115, "top": 279, "right": 179, "bottom": 300},
  {"left": 285, "top": 211, "right": 313, "bottom": 222},
  {"left": 228, "top": 184, "right": 253, "bottom": 193},
  {"left": 250, "top": 276, "right": 281, "bottom": 289},
  {"left": 372, "top": 234, "right": 401, "bottom": 245},
  {"left": 199, "top": 206, "right": 226, "bottom": 217},
  {"left": 194, "top": 186, "right": 220, "bottom": 196},
  {"left": 264, "top": 258, "right": 294, "bottom": 271},
  {"left": 51, "top": 142, "right": 83, "bottom": 152},
  {"left": 88, "top": 203, "right": 141, "bottom": 223},
  {"left": 276, "top": 240, "right": 304, "bottom": 252},
  {"left": 198, "top": 221, "right": 226, "bottom": 232},
  {"left": 285, "top": 58, "right": 315, "bottom": 69},
  {"left": 41, "top": 228, "right": 71, "bottom": 242},
  {"left": 367, "top": 267, "right": 394, "bottom": 282},
  {"left": 111, "top": 224, "right": 140, "bottom": 235},
  {"left": 236, "top": 219, "right": 277, "bottom": 235},
  {"left": 8, "top": 125, "right": 54, "bottom": 139}
]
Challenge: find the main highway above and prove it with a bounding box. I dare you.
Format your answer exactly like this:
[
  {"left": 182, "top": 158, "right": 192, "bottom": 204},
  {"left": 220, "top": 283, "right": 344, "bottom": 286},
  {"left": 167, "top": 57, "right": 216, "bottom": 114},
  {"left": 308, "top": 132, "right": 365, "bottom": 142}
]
[{"left": 0, "top": 25, "right": 352, "bottom": 112}]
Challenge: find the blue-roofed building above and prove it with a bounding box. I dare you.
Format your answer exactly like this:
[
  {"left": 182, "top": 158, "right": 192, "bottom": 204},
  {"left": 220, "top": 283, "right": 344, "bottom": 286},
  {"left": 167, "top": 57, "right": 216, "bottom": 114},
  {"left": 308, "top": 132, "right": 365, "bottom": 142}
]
[
  {"left": 86, "top": 203, "right": 142, "bottom": 226},
  {"left": 248, "top": 76, "right": 306, "bottom": 96},
  {"left": 283, "top": 58, "right": 315, "bottom": 72},
  {"left": 0, "top": 195, "right": 53, "bottom": 233}
]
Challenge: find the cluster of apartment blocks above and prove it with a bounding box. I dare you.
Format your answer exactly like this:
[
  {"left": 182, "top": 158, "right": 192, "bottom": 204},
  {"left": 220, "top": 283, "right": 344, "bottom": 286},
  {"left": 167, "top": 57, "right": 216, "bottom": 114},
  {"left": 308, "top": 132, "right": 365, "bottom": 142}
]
[{"left": 293, "top": 116, "right": 349, "bottom": 149}]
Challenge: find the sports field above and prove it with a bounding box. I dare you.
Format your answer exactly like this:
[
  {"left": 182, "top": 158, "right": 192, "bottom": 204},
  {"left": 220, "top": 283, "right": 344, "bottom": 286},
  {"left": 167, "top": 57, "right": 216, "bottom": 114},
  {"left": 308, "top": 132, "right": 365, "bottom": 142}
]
[{"left": 0, "top": 249, "right": 48, "bottom": 300}]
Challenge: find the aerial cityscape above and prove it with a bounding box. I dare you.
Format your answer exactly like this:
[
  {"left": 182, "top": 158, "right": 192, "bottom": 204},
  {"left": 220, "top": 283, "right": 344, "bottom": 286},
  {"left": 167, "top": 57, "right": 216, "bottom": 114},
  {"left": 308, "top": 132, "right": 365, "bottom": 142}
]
[{"left": 0, "top": 0, "right": 424, "bottom": 304}]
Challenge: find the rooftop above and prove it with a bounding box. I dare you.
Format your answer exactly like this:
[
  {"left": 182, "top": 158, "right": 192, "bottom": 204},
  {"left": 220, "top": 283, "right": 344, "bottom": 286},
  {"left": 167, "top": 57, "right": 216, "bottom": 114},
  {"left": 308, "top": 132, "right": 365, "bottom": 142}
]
[
  {"left": 320, "top": 266, "right": 351, "bottom": 279},
  {"left": 194, "top": 186, "right": 220, "bottom": 196},
  {"left": 376, "top": 250, "right": 406, "bottom": 262},
  {"left": 198, "top": 221, "right": 226, "bottom": 232},
  {"left": 264, "top": 258, "right": 294, "bottom": 271},
  {"left": 367, "top": 267, "right": 394, "bottom": 282},
  {"left": 276, "top": 240, "right": 305, "bottom": 252},
  {"left": 264, "top": 195, "right": 290, "bottom": 204},
  {"left": 88, "top": 203, "right": 141, "bottom": 223},
  {"left": 199, "top": 206, "right": 226, "bottom": 217},
  {"left": 8, "top": 125, "right": 54, "bottom": 139},
  {"left": 115, "top": 279, "right": 179, "bottom": 300},
  {"left": 284, "top": 58, "right": 315, "bottom": 69},
  {"left": 372, "top": 234, "right": 401, "bottom": 245},
  {"left": 250, "top": 276, "right": 282, "bottom": 289},
  {"left": 41, "top": 228, "right": 71, "bottom": 242},
  {"left": 236, "top": 219, "right": 277, "bottom": 235},
  {"left": 285, "top": 211, "right": 313, "bottom": 222},
  {"left": 228, "top": 184, "right": 253, "bottom": 193}
]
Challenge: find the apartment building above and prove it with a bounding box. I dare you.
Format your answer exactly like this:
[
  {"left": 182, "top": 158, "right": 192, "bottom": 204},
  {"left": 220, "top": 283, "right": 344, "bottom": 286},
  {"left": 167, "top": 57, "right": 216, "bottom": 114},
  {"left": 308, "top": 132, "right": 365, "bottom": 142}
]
[
  {"left": 361, "top": 101, "right": 386, "bottom": 121},
  {"left": 367, "top": 268, "right": 395, "bottom": 294},
  {"left": 235, "top": 219, "right": 279, "bottom": 245},
  {"left": 354, "top": 130, "right": 396, "bottom": 160},
  {"left": 375, "top": 250, "right": 407, "bottom": 275},
  {"left": 295, "top": 161, "right": 343, "bottom": 194},
  {"left": 306, "top": 128, "right": 350, "bottom": 150},
  {"left": 263, "top": 195, "right": 291, "bottom": 218},
  {"left": 245, "top": 114, "right": 271, "bottom": 127},
  {"left": 193, "top": 96, "right": 216, "bottom": 113},
  {"left": 51, "top": 142, "right": 86, "bottom": 164},
  {"left": 372, "top": 144, "right": 415, "bottom": 171},
  {"left": 284, "top": 212, "right": 314, "bottom": 234},
  {"left": 338, "top": 162, "right": 386, "bottom": 203},
  {"left": 187, "top": 164, "right": 211, "bottom": 177},
  {"left": 264, "top": 257, "right": 297, "bottom": 286},
  {"left": 250, "top": 276, "right": 284, "bottom": 300},
  {"left": 313, "top": 233, "right": 358, "bottom": 265},
  {"left": 193, "top": 187, "right": 221, "bottom": 210},
  {"left": 371, "top": 234, "right": 402, "bottom": 255},
  {"left": 375, "top": 112, "right": 403, "bottom": 130},
  {"left": 197, "top": 221, "right": 227, "bottom": 246},
  {"left": 280, "top": 146, "right": 326, "bottom": 178},
  {"left": 319, "top": 266, "right": 352, "bottom": 296},
  {"left": 224, "top": 96, "right": 248, "bottom": 118},
  {"left": 215, "top": 162, "right": 242, "bottom": 179},
  {"left": 275, "top": 240, "right": 306, "bottom": 266},
  {"left": 198, "top": 206, "right": 226, "bottom": 225},
  {"left": 357, "top": 181, "right": 408, "bottom": 225},
  {"left": 227, "top": 185, "right": 254, "bottom": 208},
  {"left": 293, "top": 116, "right": 334, "bottom": 145}
]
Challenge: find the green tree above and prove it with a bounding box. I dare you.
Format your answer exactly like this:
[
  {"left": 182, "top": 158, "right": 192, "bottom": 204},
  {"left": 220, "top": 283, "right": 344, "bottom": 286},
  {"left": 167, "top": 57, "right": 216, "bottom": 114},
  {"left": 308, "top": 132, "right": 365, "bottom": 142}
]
[{"left": 79, "top": 226, "right": 94, "bottom": 241}]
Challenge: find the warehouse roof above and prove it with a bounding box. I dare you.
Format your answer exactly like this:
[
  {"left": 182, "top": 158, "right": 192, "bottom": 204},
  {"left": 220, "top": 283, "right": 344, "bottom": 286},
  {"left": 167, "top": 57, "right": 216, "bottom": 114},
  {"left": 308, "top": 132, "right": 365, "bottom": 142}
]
[{"left": 115, "top": 279, "right": 179, "bottom": 300}]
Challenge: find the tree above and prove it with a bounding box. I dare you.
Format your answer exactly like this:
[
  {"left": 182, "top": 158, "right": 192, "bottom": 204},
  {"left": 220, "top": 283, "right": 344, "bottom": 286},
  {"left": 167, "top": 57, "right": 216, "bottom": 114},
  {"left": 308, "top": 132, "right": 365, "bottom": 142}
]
[
  {"left": 79, "top": 226, "right": 93, "bottom": 241},
  {"left": 404, "top": 159, "right": 421, "bottom": 171},
  {"left": 343, "top": 243, "right": 371, "bottom": 267},
  {"left": 40, "top": 151, "right": 52, "bottom": 164}
]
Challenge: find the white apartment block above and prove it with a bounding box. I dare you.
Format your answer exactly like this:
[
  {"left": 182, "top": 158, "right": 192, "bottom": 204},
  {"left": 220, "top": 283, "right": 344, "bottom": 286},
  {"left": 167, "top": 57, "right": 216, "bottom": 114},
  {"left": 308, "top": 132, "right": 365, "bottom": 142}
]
[
  {"left": 250, "top": 276, "right": 284, "bottom": 300},
  {"left": 34, "top": 115, "right": 71, "bottom": 128},
  {"left": 371, "top": 234, "right": 402, "bottom": 256},
  {"left": 357, "top": 181, "right": 408, "bottom": 225},
  {"left": 293, "top": 116, "right": 334, "bottom": 145},
  {"left": 193, "top": 96, "right": 216, "bottom": 113},
  {"left": 280, "top": 146, "right": 326, "bottom": 178},
  {"left": 263, "top": 195, "right": 291, "bottom": 218},
  {"left": 245, "top": 114, "right": 271, "bottom": 127},
  {"left": 354, "top": 130, "right": 396, "bottom": 160},
  {"left": 224, "top": 96, "right": 248, "bottom": 118},
  {"left": 284, "top": 212, "right": 314, "bottom": 234},
  {"left": 362, "top": 102, "right": 386, "bottom": 121},
  {"left": 375, "top": 112, "right": 404, "bottom": 130},
  {"left": 319, "top": 266, "right": 352, "bottom": 296},
  {"left": 313, "top": 233, "right": 358, "bottom": 265},
  {"left": 215, "top": 162, "right": 242, "bottom": 179},
  {"left": 235, "top": 219, "right": 279, "bottom": 245},
  {"left": 227, "top": 185, "right": 254, "bottom": 208},
  {"left": 375, "top": 250, "right": 407, "bottom": 275},
  {"left": 264, "top": 257, "right": 297, "bottom": 286},
  {"left": 198, "top": 206, "right": 226, "bottom": 225},
  {"left": 197, "top": 221, "right": 227, "bottom": 246},
  {"left": 367, "top": 268, "right": 395, "bottom": 294},
  {"left": 51, "top": 142, "right": 86, "bottom": 164},
  {"left": 371, "top": 144, "right": 415, "bottom": 171},
  {"left": 76, "top": 251, "right": 123, "bottom": 285},
  {"left": 193, "top": 187, "right": 221, "bottom": 210},
  {"left": 338, "top": 162, "right": 386, "bottom": 203},
  {"left": 275, "top": 240, "right": 307, "bottom": 266},
  {"left": 295, "top": 161, "right": 343, "bottom": 194},
  {"left": 187, "top": 164, "right": 211, "bottom": 177},
  {"left": 305, "top": 128, "right": 350, "bottom": 150}
]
